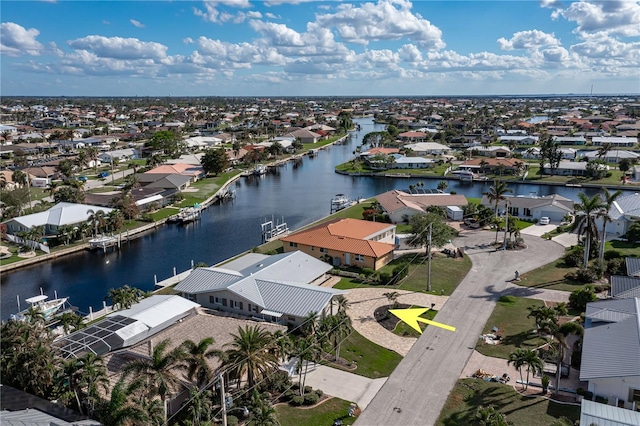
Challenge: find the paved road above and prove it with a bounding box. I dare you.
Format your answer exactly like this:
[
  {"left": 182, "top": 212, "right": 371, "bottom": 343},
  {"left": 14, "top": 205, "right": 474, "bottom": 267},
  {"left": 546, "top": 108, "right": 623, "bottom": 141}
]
[{"left": 355, "top": 231, "right": 566, "bottom": 426}]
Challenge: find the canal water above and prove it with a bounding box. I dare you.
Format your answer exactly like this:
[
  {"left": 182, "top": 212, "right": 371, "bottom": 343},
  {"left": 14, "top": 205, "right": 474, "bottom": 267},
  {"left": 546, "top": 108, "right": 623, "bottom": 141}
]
[{"left": 0, "top": 118, "right": 631, "bottom": 317}]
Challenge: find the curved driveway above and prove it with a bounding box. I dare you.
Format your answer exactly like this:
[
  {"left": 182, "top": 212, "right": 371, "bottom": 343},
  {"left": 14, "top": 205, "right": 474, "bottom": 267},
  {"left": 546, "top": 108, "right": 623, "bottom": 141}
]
[{"left": 356, "top": 231, "right": 567, "bottom": 426}]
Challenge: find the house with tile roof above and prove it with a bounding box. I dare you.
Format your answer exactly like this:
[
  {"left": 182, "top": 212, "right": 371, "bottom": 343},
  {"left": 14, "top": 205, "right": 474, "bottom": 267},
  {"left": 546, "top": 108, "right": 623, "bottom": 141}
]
[
  {"left": 580, "top": 298, "right": 640, "bottom": 410},
  {"left": 280, "top": 218, "right": 397, "bottom": 270},
  {"left": 174, "top": 251, "right": 344, "bottom": 326},
  {"left": 376, "top": 189, "right": 468, "bottom": 224}
]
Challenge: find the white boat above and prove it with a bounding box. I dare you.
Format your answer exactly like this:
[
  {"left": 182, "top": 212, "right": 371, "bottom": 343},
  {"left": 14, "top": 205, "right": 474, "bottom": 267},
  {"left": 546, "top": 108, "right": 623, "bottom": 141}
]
[
  {"left": 11, "top": 294, "right": 69, "bottom": 322},
  {"left": 331, "top": 194, "right": 352, "bottom": 213},
  {"left": 253, "top": 164, "right": 267, "bottom": 176},
  {"left": 453, "top": 169, "right": 474, "bottom": 182}
]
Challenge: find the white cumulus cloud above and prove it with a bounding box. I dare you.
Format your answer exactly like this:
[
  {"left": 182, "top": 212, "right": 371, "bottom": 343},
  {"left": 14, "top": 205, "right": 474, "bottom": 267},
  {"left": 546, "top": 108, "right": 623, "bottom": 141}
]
[
  {"left": 67, "top": 35, "right": 168, "bottom": 60},
  {"left": 194, "top": 0, "right": 252, "bottom": 23},
  {"left": 551, "top": 0, "right": 640, "bottom": 37},
  {"left": 497, "top": 30, "right": 560, "bottom": 51},
  {"left": 315, "top": 0, "right": 445, "bottom": 50},
  {"left": 1, "top": 22, "right": 43, "bottom": 56}
]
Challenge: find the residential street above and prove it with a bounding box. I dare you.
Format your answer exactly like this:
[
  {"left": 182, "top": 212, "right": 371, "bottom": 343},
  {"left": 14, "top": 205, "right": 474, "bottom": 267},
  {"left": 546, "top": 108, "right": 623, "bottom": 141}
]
[{"left": 355, "top": 230, "right": 567, "bottom": 426}]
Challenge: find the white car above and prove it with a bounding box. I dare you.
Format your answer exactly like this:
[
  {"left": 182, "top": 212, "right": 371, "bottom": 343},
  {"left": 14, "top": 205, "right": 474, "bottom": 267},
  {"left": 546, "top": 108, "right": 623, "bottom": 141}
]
[{"left": 538, "top": 217, "right": 550, "bottom": 225}]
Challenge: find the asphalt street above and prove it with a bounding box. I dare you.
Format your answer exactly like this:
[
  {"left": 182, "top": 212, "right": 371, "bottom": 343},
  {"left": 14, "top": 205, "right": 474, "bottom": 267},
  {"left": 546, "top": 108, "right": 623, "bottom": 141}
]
[{"left": 355, "top": 230, "right": 567, "bottom": 426}]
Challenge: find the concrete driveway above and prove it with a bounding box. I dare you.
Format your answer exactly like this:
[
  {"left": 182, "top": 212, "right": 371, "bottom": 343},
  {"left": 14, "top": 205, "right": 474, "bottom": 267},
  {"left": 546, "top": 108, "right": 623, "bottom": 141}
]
[
  {"left": 298, "top": 364, "right": 387, "bottom": 410},
  {"left": 520, "top": 223, "right": 556, "bottom": 237},
  {"left": 356, "top": 231, "right": 568, "bottom": 426}
]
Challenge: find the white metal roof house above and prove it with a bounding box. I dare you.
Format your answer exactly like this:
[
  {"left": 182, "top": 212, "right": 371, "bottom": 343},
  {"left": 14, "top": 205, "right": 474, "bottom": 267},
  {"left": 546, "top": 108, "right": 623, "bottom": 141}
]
[
  {"left": 599, "top": 193, "right": 640, "bottom": 237},
  {"left": 2, "top": 202, "right": 114, "bottom": 236},
  {"left": 174, "top": 251, "right": 345, "bottom": 327},
  {"left": 580, "top": 399, "right": 640, "bottom": 426},
  {"left": 403, "top": 142, "right": 451, "bottom": 155},
  {"left": 481, "top": 194, "right": 574, "bottom": 222},
  {"left": 592, "top": 136, "right": 638, "bottom": 147},
  {"left": 97, "top": 148, "right": 138, "bottom": 164},
  {"left": 581, "top": 150, "right": 640, "bottom": 164},
  {"left": 580, "top": 298, "right": 640, "bottom": 411}
]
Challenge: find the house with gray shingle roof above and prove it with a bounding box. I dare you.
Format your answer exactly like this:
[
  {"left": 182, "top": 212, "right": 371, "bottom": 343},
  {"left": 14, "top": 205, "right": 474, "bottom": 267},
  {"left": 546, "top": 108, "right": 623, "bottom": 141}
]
[
  {"left": 580, "top": 298, "right": 640, "bottom": 410},
  {"left": 480, "top": 194, "right": 574, "bottom": 223},
  {"left": 174, "top": 251, "right": 344, "bottom": 327}
]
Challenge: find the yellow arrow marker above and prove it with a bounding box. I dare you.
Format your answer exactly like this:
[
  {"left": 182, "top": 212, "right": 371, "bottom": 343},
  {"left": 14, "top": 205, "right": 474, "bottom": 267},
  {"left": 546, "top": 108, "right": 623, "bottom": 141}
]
[{"left": 389, "top": 308, "right": 456, "bottom": 334}]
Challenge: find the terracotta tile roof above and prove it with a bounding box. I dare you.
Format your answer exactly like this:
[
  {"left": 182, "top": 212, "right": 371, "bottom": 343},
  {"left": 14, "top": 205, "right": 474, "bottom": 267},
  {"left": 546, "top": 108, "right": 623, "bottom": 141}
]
[
  {"left": 376, "top": 190, "right": 468, "bottom": 214},
  {"left": 281, "top": 218, "right": 395, "bottom": 258},
  {"left": 145, "top": 163, "right": 203, "bottom": 176}
]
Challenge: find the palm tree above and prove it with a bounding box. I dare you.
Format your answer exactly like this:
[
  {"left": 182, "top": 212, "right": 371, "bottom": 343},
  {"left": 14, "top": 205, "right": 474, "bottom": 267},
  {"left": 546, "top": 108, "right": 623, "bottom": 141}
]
[
  {"left": 383, "top": 291, "right": 400, "bottom": 309},
  {"left": 291, "top": 335, "right": 321, "bottom": 396},
  {"left": 78, "top": 353, "right": 109, "bottom": 416},
  {"left": 121, "top": 338, "right": 186, "bottom": 414},
  {"left": 322, "top": 313, "right": 352, "bottom": 361},
  {"left": 180, "top": 337, "right": 224, "bottom": 389},
  {"left": 223, "top": 325, "right": 278, "bottom": 389},
  {"left": 485, "top": 180, "right": 512, "bottom": 241},
  {"left": 598, "top": 188, "right": 622, "bottom": 261},
  {"left": 507, "top": 349, "right": 543, "bottom": 390},
  {"left": 476, "top": 406, "right": 513, "bottom": 426},
  {"left": 249, "top": 389, "right": 280, "bottom": 426},
  {"left": 87, "top": 209, "right": 106, "bottom": 237},
  {"left": 58, "top": 311, "right": 85, "bottom": 334},
  {"left": 597, "top": 142, "right": 612, "bottom": 160},
  {"left": 572, "top": 193, "right": 605, "bottom": 268},
  {"left": 107, "top": 209, "right": 125, "bottom": 234},
  {"left": 271, "top": 330, "right": 292, "bottom": 363},
  {"left": 549, "top": 322, "right": 583, "bottom": 396},
  {"left": 99, "top": 379, "right": 150, "bottom": 426},
  {"left": 437, "top": 180, "right": 448, "bottom": 192}
]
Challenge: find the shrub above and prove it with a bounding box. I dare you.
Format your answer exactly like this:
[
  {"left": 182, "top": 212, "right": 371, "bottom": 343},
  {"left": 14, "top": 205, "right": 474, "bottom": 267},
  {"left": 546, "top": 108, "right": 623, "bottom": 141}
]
[
  {"left": 607, "top": 257, "right": 626, "bottom": 275},
  {"left": 563, "top": 249, "right": 583, "bottom": 267},
  {"left": 282, "top": 390, "right": 295, "bottom": 401},
  {"left": 379, "top": 271, "right": 393, "bottom": 285},
  {"left": 304, "top": 386, "right": 313, "bottom": 394},
  {"left": 498, "top": 295, "right": 517, "bottom": 304},
  {"left": 593, "top": 283, "right": 610, "bottom": 293},
  {"left": 315, "top": 389, "right": 323, "bottom": 397},
  {"left": 569, "top": 285, "right": 598, "bottom": 312},
  {"left": 227, "top": 415, "right": 239, "bottom": 426},
  {"left": 290, "top": 395, "right": 304, "bottom": 406},
  {"left": 573, "top": 268, "right": 599, "bottom": 284},
  {"left": 603, "top": 250, "right": 622, "bottom": 260},
  {"left": 303, "top": 392, "right": 319, "bottom": 405}
]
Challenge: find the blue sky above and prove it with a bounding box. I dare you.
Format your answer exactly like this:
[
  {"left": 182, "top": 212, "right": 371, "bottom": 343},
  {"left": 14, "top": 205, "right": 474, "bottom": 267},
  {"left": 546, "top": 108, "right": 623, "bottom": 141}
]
[{"left": 1, "top": 0, "right": 639, "bottom": 97}]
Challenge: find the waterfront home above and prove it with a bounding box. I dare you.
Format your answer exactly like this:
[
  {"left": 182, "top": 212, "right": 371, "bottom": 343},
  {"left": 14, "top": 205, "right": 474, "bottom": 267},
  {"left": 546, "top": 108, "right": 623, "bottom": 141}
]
[
  {"left": 398, "top": 131, "right": 429, "bottom": 143},
  {"left": 281, "top": 218, "right": 396, "bottom": 270},
  {"left": 498, "top": 135, "right": 539, "bottom": 145},
  {"left": 2, "top": 202, "right": 114, "bottom": 236},
  {"left": 458, "top": 157, "right": 523, "bottom": 174},
  {"left": 390, "top": 154, "right": 435, "bottom": 169},
  {"left": 284, "top": 128, "right": 322, "bottom": 143},
  {"left": 591, "top": 136, "right": 638, "bottom": 147},
  {"left": 403, "top": 142, "right": 451, "bottom": 156},
  {"left": 466, "top": 146, "right": 512, "bottom": 158},
  {"left": 55, "top": 295, "right": 200, "bottom": 360},
  {"left": 480, "top": 194, "right": 574, "bottom": 222},
  {"left": 144, "top": 163, "right": 206, "bottom": 181},
  {"left": 174, "top": 251, "right": 344, "bottom": 327},
  {"left": 553, "top": 136, "right": 587, "bottom": 146},
  {"left": 376, "top": 189, "right": 468, "bottom": 224},
  {"left": 581, "top": 150, "right": 640, "bottom": 164},
  {"left": 580, "top": 297, "right": 640, "bottom": 410},
  {"left": 542, "top": 160, "right": 608, "bottom": 177},
  {"left": 137, "top": 173, "right": 192, "bottom": 192}
]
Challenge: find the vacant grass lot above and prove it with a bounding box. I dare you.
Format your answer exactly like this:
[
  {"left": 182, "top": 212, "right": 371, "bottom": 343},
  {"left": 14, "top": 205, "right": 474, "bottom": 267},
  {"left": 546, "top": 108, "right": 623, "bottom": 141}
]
[
  {"left": 276, "top": 397, "right": 356, "bottom": 426},
  {"left": 334, "top": 330, "right": 403, "bottom": 379},
  {"left": 436, "top": 378, "right": 580, "bottom": 426},
  {"left": 476, "top": 296, "right": 545, "bottom": 360},
  {"left": 518, "top": 259, "right": 584, "bottom": 292},
  {"left": 335, "top": 254, "right": 472, "bottom": 296}
]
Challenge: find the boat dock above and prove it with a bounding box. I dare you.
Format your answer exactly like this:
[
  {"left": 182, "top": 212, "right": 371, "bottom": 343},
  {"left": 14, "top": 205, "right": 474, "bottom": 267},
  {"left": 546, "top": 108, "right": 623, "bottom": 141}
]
[{"left": 88, "top": 235, "right": 119, "bottom": 252}]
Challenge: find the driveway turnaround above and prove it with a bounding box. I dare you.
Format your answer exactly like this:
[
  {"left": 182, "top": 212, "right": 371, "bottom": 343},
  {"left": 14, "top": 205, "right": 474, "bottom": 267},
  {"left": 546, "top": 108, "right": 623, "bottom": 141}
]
[
  {"left": 355, "top": 231, "right": 567, "bottom": 426},
  {"left": 300, "top": 364, "right": 387, "bottom": 409}
]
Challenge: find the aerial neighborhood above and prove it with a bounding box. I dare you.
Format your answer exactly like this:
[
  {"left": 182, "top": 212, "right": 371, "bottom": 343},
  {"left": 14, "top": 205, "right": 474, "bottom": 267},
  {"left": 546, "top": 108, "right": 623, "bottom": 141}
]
[{"left": 1, "top": 96, "right": 640, "bottom": 426}]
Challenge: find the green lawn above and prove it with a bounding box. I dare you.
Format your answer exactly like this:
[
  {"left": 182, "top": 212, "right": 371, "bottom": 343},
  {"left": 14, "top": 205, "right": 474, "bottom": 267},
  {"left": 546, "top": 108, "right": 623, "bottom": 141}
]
[
  {"left": 334, "top": 330, "right": 402, "bottom": 378},
  {"left": 518, "top": 259, "right": 587, "bottom": 292},
  {"left": 606, "top": 239, "right": 640, "bottom": 257},
  {"left": 333, "top": 254, "right": 472, "bottom": 296},
  {"left": 475, "top": 296, "right": 545, "bottom": 359},
  {"left": 436, "top": 378, "right": 580, "bottom": 426},
  {"left": 276, "top": 397, "right": 356, "bottom": 426}
]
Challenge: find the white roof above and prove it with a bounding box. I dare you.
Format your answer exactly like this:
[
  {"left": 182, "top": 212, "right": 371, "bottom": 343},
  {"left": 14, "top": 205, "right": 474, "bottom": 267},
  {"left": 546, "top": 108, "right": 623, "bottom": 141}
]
[
  {"left": 110, "top": 295, "right": 200, "bottom": 328},
  {"left": 404, "top": 142, "right": 451, "bottom": 151},
  {"left": 581, "top": 399, "right": 640, "bottom": 426},
  {"left": 4, "top": 202, "right": 114, "bottom": 229}
]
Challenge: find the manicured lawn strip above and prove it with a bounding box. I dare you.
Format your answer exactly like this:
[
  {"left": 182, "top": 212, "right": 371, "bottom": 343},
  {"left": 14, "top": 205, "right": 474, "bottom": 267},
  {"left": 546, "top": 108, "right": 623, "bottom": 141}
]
[
  {"left": 332, "top": 255, "right": 472, "bottom": 296},
  {"left": 276, "top": 397, "right": 356, "bottom": 426},
  {"left": 606, "top": 240, "right": 640, "bottom": 257},
  {"left": 337, "top": 330, "right": 402, "bottom": 378},
  {"left": 149, "top": 207, "right": 180, "bottom": 221},
  {"left": 518, "top": 259, "right": 587, "bottom": 292},
  {"left": 436, "top": 378, "right": 580, "bottom": 426},
  {"left": 475, "top": 296, "right": 545, "bottom": 359}
]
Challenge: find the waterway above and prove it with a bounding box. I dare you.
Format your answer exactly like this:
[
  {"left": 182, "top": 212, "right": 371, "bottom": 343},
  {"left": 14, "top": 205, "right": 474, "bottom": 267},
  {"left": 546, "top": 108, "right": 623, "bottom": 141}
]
[{"left": 1, "top": 117, "right": 633, "bottom": 318}]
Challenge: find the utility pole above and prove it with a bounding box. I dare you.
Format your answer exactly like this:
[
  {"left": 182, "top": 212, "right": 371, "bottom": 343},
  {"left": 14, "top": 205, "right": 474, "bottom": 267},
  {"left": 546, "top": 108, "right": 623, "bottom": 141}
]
[
  {"left": 220, "top": 374, "right": 227, "bottom": 426},
  {"left": 502, "top": 201, "right": 509, "bottom": 251},
  {"left": 427, "top": 222, "right": 432, "bottom": 292}
]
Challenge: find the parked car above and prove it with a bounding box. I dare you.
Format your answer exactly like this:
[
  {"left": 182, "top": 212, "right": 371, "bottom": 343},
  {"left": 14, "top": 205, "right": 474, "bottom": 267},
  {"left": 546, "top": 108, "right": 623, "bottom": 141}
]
[
  {"left": 77, "top": 175, "right": 88, "bottom": 182},
  {"left": 98, "top": 171, "right": 110, "bottom": 178},
  {"left": 538, "top": 217, "right": 550, "bottom": 225},
  {"left": 464, "top": 218, "right": 481, "bottom": 229}
]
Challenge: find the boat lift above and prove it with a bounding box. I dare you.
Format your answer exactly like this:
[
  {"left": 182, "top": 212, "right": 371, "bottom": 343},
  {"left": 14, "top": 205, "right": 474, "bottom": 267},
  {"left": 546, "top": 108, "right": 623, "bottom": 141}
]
[{"left": 261, "top": 216, "right": 289, "bottom": 243}]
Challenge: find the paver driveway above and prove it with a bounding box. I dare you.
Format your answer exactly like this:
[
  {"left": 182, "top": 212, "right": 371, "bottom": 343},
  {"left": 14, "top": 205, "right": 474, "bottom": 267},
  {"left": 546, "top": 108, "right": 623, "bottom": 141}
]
[{"left": 355, "top": 231, "right": 567, "bottom": 426}]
